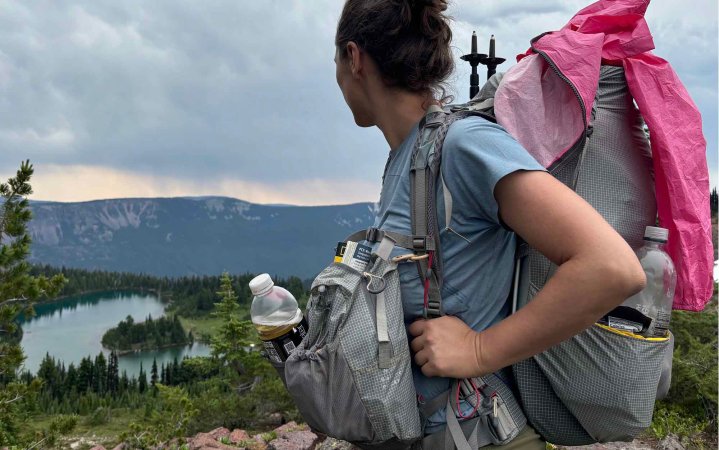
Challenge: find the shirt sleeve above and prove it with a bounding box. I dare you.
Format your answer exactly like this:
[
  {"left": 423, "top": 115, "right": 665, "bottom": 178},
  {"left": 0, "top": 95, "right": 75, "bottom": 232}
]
[{"left": 440, "top": 115, "right": 546, "bottom": 226}]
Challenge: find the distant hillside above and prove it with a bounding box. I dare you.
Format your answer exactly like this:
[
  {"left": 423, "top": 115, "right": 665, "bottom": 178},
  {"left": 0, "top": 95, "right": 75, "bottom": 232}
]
[{"left": 28, "top": 197, "right": 376, "bottom": 278}]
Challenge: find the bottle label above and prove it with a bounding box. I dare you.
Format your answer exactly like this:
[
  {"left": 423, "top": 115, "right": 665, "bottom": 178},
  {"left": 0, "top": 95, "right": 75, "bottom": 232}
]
[
  {"left": 607, "top": 316, "right": 644, "bottom": 334},
  {"left": 650, "top": 311, "right": 671, "bottom": 337},
  {"left": 261, "top": 317, "right": 309, "bottom": 363}
]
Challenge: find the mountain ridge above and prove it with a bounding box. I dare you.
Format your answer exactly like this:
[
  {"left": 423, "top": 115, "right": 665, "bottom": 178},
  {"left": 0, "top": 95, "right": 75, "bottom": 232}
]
[{"left": 28, "top": 196, "right": 377, "bottom": 278}]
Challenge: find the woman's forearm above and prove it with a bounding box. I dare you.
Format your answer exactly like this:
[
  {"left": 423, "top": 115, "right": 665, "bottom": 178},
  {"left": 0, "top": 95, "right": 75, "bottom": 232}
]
[{"left": 473, "top": 254, "right": 645, "bottom": 376}]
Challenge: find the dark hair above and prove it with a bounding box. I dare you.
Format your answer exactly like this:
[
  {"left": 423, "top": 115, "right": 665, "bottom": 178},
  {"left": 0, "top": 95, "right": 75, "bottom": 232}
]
[{"left": 335, "top": 0, "right": 454, "bottom": 101}]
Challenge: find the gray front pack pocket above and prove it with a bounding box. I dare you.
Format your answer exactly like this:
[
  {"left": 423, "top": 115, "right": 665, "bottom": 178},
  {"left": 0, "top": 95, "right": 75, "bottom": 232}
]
[{"left": 283, "top": 255, "right": 422, "bottom": 449}]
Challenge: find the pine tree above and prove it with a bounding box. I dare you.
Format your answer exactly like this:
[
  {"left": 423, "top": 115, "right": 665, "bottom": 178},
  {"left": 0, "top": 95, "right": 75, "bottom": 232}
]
[
  {"left": 106, "top": 351, "right": 119, "bottom": 394},
  {"left": 0, "top": 161, "right": 66, "bottom": 446},
  {"left": 94, "top": 353, "right": 107, "bottom": 394},
  {"left": 151, "top": 357, "right": 158, "bottom": 393},
  {"left": 211, "top": 273, "right": 257, "bottom": 376},
  {"left": 711, "top": 187, "right": 718, "bottom": 216},
  {"left": 138, "top": 363, "right": 147, "bottom": 394},
  {"left": 160, "top": 363, "right": 166, "bottom": 385}
]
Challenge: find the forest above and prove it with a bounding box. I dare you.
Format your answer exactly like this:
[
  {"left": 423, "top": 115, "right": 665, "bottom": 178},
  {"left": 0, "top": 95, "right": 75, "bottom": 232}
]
[{"left": 30, "top": 265, "right": 309, "bottom": 318}]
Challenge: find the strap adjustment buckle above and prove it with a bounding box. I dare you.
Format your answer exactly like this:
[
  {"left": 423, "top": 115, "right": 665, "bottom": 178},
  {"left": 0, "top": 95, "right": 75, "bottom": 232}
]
[
  {"left": 366, "top": 227, "right": 381, "bottom": 243},
  {"left": 412, "top": 236, "right": 428, "bottom": 250}
]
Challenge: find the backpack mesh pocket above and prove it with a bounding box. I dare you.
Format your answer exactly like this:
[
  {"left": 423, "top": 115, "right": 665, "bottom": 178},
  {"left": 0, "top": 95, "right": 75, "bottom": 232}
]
[
  {"left": 516, "top": 323, "right": 671, "bottom": 445},
  {"left": 283, "top": 259, "right": 422, "bottom": 447}
]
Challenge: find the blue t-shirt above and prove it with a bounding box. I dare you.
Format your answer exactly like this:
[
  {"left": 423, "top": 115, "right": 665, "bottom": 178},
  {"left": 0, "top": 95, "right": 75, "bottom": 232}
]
[{"left": 372, "top": 115, "right": 544, "bottom": 432}]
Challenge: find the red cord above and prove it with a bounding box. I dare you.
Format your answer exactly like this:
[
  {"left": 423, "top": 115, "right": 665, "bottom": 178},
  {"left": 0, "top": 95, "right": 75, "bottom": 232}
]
[{"left": 456, "top": 378, "right": 480, "bottom": 420}]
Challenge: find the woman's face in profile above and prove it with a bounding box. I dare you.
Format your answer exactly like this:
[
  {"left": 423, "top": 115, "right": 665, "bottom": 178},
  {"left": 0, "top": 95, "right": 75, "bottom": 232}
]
[{"left": 334, "top": 45, "right": 373, "bottom": 127}]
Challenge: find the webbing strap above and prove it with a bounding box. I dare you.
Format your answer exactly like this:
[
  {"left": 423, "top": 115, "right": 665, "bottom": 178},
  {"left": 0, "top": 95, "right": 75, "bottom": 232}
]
[
  {"left": 441, "top": 172, "right": 453, "bottom": 232},
  {"left": 376, "top": 288, "right": 391, "bottom": 369},
  {"left": 443, "top": 381, "right": 493, "bottom": 450},
  {"left": 411, "top": 109, "right": 448, "bottom": 319},
  {"left": 344, "top": 228, "right": 436, "bottom": 252},
  {"left": 375, "top": 235, "right": 395, "bottom": 261}
]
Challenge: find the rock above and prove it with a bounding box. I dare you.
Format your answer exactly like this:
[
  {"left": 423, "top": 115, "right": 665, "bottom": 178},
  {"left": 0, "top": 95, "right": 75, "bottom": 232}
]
[
  {"left": 274, "top": 421, "right": 302, "bottom": 435},
  {"left": 89, "top": 447, "right": 106, "bottom": 450},
  {"left": 267, "top": 430, "right": 320, "bottom": 450},
  {"left": 658, "top": 434, "right": 685, "bottom": 450},
  {"left": 251, "top": 434, "right": 269, "bottom": 449},
  {"left": 188, "top": 432, "right": 239, "bottom": 450},
  {"left": 111, "top": 445, "right": 125, "bottom": 450},
  {"left": 230, "top": 429, "right": 251, "bottom": 444},
  {"left": 313, "top": 437, "right": 358, "bottom": 450},
  {"left": 267, "top": 412, "right": 284, "bottom": 426},
  {"left": 557, "top": 441, "right": 657, "bottom": 450},
  {"left": 209, "top": 427, "right": 231, "bottom": 440}
]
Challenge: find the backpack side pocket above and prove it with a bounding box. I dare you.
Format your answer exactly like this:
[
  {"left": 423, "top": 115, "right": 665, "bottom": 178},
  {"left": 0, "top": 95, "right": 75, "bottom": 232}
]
[{"left": 534, "top": 324, "right": 670, "bottom": 443}]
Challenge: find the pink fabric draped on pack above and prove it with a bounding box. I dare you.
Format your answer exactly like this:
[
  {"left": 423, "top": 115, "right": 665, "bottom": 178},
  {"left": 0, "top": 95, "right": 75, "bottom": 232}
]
[{"left": 494, "top": 0, "right": 712, "bottom": 311}]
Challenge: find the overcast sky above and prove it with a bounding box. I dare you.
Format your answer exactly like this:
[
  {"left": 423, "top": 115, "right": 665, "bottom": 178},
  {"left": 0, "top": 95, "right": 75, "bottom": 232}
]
[{"left": 0, "top": 0, "right": 716, "bottom": 205}]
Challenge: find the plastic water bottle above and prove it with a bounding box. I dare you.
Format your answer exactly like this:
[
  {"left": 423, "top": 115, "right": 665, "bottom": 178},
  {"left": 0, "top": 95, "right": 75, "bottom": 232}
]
[
  {"left": 249, "top": 273, "right": 308, "bottom": 364},
  {"left": 619, "top": 226, "right": 676, "bottom": 337}
]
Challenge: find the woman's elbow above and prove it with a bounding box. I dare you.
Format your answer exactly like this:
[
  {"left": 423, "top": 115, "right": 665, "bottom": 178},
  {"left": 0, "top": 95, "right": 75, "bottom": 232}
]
[{"left": 602, "top": 251, "right": 647, "bottom": 299}]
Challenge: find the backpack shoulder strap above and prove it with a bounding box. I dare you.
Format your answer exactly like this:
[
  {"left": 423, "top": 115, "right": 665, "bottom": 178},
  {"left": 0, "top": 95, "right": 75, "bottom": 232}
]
[{"left": 409, "top": 107, "right": 488, "bottom": 318}]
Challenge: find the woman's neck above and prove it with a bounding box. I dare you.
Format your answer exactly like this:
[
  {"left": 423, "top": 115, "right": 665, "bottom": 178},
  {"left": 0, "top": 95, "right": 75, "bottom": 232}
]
[{"left": 372, "top": 88, "right": 438, "bottom": 151}]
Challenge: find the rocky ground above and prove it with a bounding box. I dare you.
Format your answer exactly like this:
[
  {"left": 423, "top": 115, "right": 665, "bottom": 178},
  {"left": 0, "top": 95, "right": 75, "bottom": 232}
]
[{"left": 78, "top": 422, "right": 690, "bottom": 450}]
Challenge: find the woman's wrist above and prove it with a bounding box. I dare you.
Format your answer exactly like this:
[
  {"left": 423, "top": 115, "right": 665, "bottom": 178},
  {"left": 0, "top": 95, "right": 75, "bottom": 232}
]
[{"left": 472, "top": 330, "right": 490, "bottom": 376}]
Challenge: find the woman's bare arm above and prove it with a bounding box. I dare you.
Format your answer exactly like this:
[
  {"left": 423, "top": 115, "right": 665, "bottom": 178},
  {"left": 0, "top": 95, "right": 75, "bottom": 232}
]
[{"left": 409, "top": 170, "right": 646, "bottom": 378}]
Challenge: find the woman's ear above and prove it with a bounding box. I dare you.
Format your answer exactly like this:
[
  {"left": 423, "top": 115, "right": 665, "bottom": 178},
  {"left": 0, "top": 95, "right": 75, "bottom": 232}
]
[{"left": 346, "top": 42, "right": 363, "bottom": 79}]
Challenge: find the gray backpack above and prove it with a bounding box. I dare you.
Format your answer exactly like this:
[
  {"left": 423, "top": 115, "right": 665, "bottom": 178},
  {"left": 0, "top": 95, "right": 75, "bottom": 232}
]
[{"left": 418, "top": 64, "right": 673, "bottom": 446}]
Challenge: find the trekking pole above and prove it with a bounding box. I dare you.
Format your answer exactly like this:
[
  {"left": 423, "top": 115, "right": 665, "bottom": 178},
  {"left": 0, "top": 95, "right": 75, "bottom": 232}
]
[
  {"left": 461, "top": 33, "right": 507, "bottom": 99},
  {"left": 481, "top": 35, "right": 506, "bottom": 81},
  {"left": 460, "top": 31, "right": 485, "bottom": 99}
]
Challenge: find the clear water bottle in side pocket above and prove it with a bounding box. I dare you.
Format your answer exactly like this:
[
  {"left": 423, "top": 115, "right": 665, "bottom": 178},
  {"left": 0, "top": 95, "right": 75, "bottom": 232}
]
[
  {"left": 249, "top": 273, "right": 308, "bottom": 364},
  {"left": 599, "top": 226, "right": 676, "bottom": 338}
]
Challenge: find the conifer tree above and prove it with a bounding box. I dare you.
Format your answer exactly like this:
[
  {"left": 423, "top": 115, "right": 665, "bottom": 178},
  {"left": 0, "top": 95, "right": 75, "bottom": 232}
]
[
  {"left": 0, "top": 161, "right": 66, "bottom": 446},
  {"left": 106, "top": 351, "right": 119, "bottom": 394},
  {"left": 138, "top": 363, "right": 147, "bottom": 393},
  {"left": 211, "top": 273, "right": 257, "bottom": 376},
  {"left": 151, "top": 357, "right": 158, "bottom": 393},
  {"left": 94, "top": 353, "right": 107, "bottom": 394}
]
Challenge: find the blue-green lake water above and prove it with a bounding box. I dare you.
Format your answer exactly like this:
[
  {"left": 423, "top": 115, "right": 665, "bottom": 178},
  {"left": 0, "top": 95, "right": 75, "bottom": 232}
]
[{"left": 20, "top": 290, "right": 210, "bottom": 377}]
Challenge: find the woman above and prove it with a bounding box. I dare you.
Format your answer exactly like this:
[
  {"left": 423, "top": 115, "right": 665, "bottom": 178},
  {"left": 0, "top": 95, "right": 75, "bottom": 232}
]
[{"left": 334, "top": 0, "right": 646, "bottom": 448}]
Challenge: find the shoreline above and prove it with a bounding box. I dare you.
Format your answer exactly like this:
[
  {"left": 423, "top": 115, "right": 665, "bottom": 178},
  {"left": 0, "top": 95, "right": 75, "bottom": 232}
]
[
  {"left": 103, "top": 340, "right": 197, "bottom": 356},
  {"left": 34, "top": 287, "right": 168, "bottom": 305}
]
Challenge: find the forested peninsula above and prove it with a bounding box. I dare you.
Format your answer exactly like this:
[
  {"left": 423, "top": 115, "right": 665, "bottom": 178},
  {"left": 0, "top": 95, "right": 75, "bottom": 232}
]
[{"left": 101, "top": 314, "right": 192, "bottom": 353}]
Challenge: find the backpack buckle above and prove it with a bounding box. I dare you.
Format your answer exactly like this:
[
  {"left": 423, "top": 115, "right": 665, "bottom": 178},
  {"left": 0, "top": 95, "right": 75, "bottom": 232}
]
[
  {"left": 366, "top": 227, "right": 381, "bottom": 243},
  {"left": 412, "top": 236, "right": 428, "bottom": 250}
]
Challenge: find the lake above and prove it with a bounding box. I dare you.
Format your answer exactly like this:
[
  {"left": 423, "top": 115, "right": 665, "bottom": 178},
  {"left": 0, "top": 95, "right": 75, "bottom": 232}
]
[{"left": 20, "top": 290, "right": 211, "bottom": 377}]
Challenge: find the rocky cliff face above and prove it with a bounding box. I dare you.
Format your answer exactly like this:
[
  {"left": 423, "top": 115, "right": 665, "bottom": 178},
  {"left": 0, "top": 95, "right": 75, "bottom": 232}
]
[{"left": 28, "top": 197, "right": 376, "bottom": 278}]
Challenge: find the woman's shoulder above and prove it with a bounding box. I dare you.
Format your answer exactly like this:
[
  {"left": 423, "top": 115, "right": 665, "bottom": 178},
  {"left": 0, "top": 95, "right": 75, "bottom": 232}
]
[
  {"left": 443, "top": 114, "right": 518, "bottom": 156},
  {"left": 441, "top": 113, "right": 543, "bottom": 171}
]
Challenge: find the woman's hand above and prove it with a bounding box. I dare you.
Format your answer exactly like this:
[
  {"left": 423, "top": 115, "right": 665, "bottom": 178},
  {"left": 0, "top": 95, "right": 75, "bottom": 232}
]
[{"left": 408, "top": 316, "right": 483, "bottom": 378}]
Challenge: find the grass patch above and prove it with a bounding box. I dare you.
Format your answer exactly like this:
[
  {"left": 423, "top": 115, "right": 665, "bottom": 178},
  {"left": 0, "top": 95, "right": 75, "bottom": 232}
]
[
  {"left": 179, "top": 316, "right": 224, "bottom": 342},
  {"left": 647, "top": 284, "right": 718, "bottom": 449},
  {"left": 26, "top": 408, "right": 137, "bottom": 449}
]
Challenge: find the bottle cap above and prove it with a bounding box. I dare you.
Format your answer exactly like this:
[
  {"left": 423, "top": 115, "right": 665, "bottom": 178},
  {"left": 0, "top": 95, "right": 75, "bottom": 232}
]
[
  {"left": 644, "top": 226, "right": 668, "bottom": 243},
  {"left": 249, "top": 273, "right": 274, "bottom": 296}
]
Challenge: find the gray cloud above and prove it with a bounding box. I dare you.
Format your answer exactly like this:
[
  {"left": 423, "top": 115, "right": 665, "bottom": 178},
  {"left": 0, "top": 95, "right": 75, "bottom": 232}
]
[{"left": 0, "top": 0, "right": 716, "bottom": 203}]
